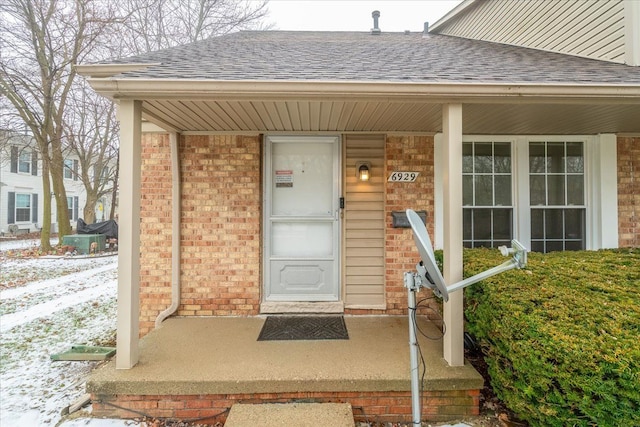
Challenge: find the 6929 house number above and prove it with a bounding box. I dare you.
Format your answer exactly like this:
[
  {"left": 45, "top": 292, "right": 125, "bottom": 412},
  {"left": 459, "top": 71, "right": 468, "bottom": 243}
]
[{"left": 388, "top": 172, "right": 420, "bottom": 182}]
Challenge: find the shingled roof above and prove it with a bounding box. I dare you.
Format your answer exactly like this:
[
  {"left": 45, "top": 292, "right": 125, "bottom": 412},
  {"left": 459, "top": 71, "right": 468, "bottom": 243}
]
[
  {"left": 78, "top": 30, "right": 640, "bottom": 134},
  {"left": 104, "top": 31, "right": 640, "bottom": 85}
]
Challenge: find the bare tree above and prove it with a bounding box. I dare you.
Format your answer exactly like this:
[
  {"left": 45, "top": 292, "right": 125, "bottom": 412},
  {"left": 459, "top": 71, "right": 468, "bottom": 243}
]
[
  {"left": 0, "top": 0, "right": 118, "bottom": 250},
  {"left": 1, "top": 0, "right": 271, "bottom": 250},
  {"left": 64, "top": 78, "right": 119, "bottom": 224},
  {"left": 67, "top": 0, "right": 271, "bottom": 225},
  {"left": 0, "top": 99, "right": 34, "bottom": 169},
  {"left": 116, "top": 0, "right": 270, "bottom": 55}
]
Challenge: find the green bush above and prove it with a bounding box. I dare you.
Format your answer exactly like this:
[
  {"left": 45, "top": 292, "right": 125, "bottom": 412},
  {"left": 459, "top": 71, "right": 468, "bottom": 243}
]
[{"left": 463, "top": 248, "right": 640, "bottom": 427}]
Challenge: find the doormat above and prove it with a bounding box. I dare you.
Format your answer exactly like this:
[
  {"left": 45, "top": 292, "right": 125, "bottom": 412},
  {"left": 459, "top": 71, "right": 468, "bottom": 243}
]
[{"left": 257, "top": 316, "right": 349, "bottom": 341}]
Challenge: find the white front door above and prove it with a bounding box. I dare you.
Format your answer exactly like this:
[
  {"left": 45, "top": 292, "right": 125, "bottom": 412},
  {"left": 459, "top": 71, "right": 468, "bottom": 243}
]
[{"left": 264, "top": 135, "right": 341, "bottom": 301}]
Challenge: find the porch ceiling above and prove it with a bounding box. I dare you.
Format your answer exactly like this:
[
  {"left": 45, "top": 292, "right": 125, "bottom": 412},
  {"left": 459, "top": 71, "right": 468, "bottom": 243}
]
[{"left": 140, "top": 98, "right": 640, "bottom": 135}]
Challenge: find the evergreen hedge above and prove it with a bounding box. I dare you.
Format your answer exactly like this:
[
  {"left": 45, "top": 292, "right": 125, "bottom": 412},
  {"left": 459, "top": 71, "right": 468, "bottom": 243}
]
[{"left": 463, "top": 248, "right": 640, "bottom": 427}]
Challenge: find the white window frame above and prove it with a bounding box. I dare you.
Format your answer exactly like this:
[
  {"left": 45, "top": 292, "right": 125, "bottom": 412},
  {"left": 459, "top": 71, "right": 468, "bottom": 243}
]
[
  {"left": 18, "top": 151, "right": 31, "bottom": 174},
  {"left": 64, "top": 159, "right": 74, "bottom": 180},
  {"left": 527, "top": 139, "right": 587, "bottom": 252},
  {"left": 435, "top": 134, "right": 616, "bottom": 252},
  {"left": 15, "top": 193, "right": 32, "bottom": 223},
  {"left": 462, "top": 139, "right": 515, "bottom": 248},
  {"left": 67, "top": 196, "right": 80, "bottom": 221},
  {"left": 100, "top": 165, "right": 110, "bottom": 186}
]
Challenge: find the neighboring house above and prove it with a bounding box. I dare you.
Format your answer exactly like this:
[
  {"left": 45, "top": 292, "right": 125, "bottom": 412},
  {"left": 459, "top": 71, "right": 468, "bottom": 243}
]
[
  {"left": 431, "top": 0, "right": 640, "bottom": 66},
  {"left": 0, "top": 130, "right": 113, "bottom": 235},
  {"left": 76, "top": 0, "right": 639, "bottom": 422}
]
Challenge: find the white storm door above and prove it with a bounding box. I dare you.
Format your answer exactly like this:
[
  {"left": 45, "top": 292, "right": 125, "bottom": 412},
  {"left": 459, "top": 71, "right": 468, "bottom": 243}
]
[{"left": 265, "top": 135, "right": 341, "bottom": 301}]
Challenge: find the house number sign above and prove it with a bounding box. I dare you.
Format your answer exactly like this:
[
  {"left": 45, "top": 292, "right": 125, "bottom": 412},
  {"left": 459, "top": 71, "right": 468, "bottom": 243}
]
[{"left": 388, "top": 172, "right": 420, "bottom": 182}]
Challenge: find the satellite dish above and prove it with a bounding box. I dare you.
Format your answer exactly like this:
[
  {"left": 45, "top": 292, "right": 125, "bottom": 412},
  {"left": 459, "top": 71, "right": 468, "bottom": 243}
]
[
  {"left": 404, "top": 209, "right": 528, "bottom": 426},
  {"left": 406, "top": 209, "right": 449, "bottom": 301}
]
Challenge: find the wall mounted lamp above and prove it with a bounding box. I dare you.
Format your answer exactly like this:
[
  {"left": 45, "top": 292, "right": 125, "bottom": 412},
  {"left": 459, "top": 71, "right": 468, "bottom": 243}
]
[{"left": 356, "top": 162, "right": 371, "bottom": 182}]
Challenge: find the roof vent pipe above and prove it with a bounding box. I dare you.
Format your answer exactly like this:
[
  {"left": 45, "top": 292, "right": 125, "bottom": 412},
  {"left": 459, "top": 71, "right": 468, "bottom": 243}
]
[
  {"left": 423, "top": 21, "right": 429, "bottom": 34},
  {"left": 371, "top": 10, "right": 381, "bottom": 35}
]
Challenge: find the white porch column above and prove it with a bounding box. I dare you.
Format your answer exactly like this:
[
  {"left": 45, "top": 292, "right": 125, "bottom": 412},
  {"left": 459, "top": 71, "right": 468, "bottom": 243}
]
[
  {"left": 592, "top": 134, "right": 619, "bottom": 249},
  {"left": 442, "top": 104, "right": 464, "bottom": 366},
  {"left": 116, "top": 100, "right": 142, "bottom": 369}
]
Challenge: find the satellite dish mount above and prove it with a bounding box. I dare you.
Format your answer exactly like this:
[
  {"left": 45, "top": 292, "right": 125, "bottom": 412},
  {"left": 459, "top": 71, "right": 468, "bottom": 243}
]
[{"left": 404, "top": 209, "right": 528, "bottom": 426}]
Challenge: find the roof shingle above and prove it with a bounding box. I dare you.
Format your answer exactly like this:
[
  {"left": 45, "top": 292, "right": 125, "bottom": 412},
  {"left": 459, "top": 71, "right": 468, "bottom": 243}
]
[{"left": 103, "top": 31, "right": 640, "bottom": 85}]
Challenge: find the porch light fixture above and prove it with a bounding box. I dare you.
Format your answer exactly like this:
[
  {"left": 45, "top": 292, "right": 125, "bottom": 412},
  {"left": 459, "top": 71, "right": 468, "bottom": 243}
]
[{"left": 356, "top": 162, "right": 371, "bottom": 181}]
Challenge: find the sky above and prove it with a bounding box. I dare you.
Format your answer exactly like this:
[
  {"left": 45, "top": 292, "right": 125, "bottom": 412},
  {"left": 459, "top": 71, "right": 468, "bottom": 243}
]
[{"left": 266, "top": 0, "right": 462, "bottom": 32}]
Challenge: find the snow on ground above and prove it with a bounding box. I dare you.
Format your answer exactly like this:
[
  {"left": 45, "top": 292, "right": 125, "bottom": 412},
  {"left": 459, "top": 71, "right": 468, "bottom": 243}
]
[
  {"left": 1, "top": 239, "right": 121, "bottom": 426},
  {"left": 0, "top": 240, "right": 481, "bottom": 427},
  {"left": 0, "top": 237, "right": 59, "bottom": 252}
]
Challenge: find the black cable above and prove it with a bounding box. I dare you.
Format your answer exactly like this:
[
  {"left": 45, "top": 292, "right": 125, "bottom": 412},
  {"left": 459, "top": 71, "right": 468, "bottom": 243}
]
[
  {"left": 182, "top": 408, "right": 230, "bottom": 424},
  {"left": 412, "top": 305, "right": 426, "bottom": 405},
  {"left": 408, "top": 299, "right": 427, "bottom": 425},
  {"left": 415, "top": 296, "right": 446, "bottom": 340},
  {"left": 95, "top": 399, "right": 150, "bottom": 419},
  {"left": 410, "top": 292, "right": 450, "bottom": 424},
  {"left": 95, "top": 399, "right": 230, "bottom": 425}
]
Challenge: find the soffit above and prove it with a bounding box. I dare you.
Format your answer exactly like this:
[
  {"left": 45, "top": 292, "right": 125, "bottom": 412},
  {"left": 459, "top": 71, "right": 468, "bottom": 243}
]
[
  {"left": 79, "top": 31, "right": 640, "bottom": 134},
  {"left": 139, "top": 98, "right": 640, "bottom": 134}
]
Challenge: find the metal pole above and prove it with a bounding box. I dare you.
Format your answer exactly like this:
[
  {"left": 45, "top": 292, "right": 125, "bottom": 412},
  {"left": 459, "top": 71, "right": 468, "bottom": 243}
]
[{"left": 405, "top": 272, "right": 422, "bottom": 426}]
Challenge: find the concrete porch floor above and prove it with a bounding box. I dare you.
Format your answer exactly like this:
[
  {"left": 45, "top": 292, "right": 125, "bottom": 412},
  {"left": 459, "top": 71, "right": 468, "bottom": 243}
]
[{"left": 88, "top": 316, "right": 483, "bottom": 423}]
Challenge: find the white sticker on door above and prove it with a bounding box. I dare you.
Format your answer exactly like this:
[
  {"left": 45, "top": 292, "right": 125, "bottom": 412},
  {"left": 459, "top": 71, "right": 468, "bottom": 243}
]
[{"left": 275, "top": 170, "right": 293, "bottom": 188}]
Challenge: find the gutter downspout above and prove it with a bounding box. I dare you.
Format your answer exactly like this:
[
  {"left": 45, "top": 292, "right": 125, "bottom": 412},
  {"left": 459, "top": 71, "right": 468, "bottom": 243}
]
[{"left": 155, "top": 132, "right": 181, "bottom": 328}]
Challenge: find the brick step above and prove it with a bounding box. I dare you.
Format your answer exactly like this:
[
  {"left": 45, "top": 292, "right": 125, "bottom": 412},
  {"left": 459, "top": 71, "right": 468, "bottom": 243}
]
[{"left": 224, "top": 402, "right": 354, "bottom": 427}]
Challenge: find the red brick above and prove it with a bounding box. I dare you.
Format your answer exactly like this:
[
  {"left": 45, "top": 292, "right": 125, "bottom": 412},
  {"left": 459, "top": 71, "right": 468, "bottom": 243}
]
[
  {"left": 138, "top": 134, "right": 262, "bottom": 336},
  {"left": 385, "top": 136, "right": 436, "bottom": 315},
  {"left": 617, "top": 137, "right": 640, "bottom": 248},
  {"left": 185, "top": 399, "right": 213, "bottom": 409},
  {"left": 91, "top": 389, "right": 480, "bottom": 424}
]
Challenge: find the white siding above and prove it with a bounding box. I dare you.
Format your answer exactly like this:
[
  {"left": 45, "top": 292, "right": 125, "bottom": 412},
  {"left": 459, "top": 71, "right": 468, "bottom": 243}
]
[
  {"left": 435, "top": 0, "right": 626, "bottom": 63},
  {"left": 0, "top": 131, "right": 108, "bottom": 234},
  {"left": 343, "top": 135, "right": 385, "bottom": 308}
]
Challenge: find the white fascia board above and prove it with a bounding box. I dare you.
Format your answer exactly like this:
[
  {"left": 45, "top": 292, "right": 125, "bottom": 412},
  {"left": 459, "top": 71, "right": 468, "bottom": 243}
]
[{"left": 86, "top": 79, "right": 640, "bottom": 103}]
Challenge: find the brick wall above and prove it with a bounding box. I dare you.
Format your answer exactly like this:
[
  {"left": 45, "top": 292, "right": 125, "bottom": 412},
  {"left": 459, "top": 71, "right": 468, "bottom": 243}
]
[
  {"left": 618, "top": 137, "right": 639, "bottom": 248},
  {"left": 138, "top": 133, "right": 439, "bottom": 328},
  {"left": 92, "top": 389, "right": 479, "bottom": 424},
  {"left": 384, "top": 136, "right": 435, "bottom": 315},
  {"left": 139, "top": 133, "right": 174, "bottom": 335},
  {"left": 139, "top": 134, "right": 261, "bottom": 336},
  {"left": 179, "top": 135, "right": 261, "bottom": 318}
]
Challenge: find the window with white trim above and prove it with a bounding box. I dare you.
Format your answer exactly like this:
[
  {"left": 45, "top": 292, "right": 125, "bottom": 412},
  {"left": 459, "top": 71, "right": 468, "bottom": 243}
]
[
  {"left": 92, "top": 165, "right": 110, "bottom": 185},
  {"left": 462, "top": 141, "right": 513, "bottom": 248},
  {"left": 15, "top": 193, "right": 32, "bottom": 222},
  {"left": 64, "top": 159, "right": 74, "bottom": 179},
  {"left": 67, "top": 196, "right": 79, "bottom": 221},
  {"left": 529, "top": 141, "right": 585, "bottom": 252},
  {"left": 101, "top": 166, "right": 109, "bottom": 183},
  {"left": 18, "top": 152, "right": 31, "bottom": 174},
  {"left": 10, "top": 146, "right": 37, "bottom": 176}
]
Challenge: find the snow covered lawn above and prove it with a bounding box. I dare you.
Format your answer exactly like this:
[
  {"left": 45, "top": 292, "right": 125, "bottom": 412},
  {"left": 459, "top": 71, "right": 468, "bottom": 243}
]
[
  {"left": 0, "top": 238, "right": 490, "bottom": 427},
  {"left": 1, "top": 239, "right": 123, "bottom": 426}
]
